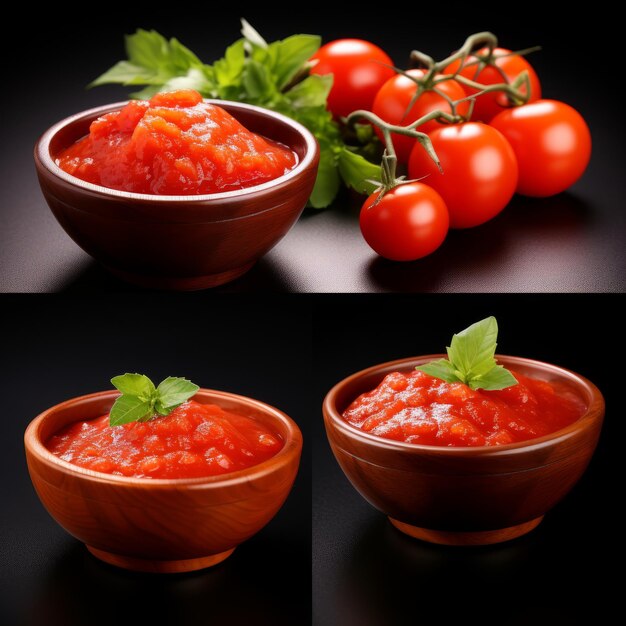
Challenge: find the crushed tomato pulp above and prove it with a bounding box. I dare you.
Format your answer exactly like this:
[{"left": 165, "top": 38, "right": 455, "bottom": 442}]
[
  {"left": 46, "top": 400, "right": 283, "bottom": 479},
  {"left": 56, "top": 89, "right": 297, "bottom": 195},
  {"left": 342, "top": 369, "right": 585, "bottom": 446}
]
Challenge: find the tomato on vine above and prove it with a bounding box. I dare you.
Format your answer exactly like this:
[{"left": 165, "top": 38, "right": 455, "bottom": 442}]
[
  {"left": 490, "top": 99, "right": 591, "bottom": 197},
  {"left": 443, "top": 47, "right": 541, "bottom": 122},
  {"left": 408, "top": 122, "right": 518, "bottom": 229},
  {"left": 360, "top": 182, "right": 449, "bottom": 261},
  {"left": 372, "top": 69, "right": 470, "bottom": 163},
  {"left": 346, "top": 30, "right": 590, "bottom": 258},
  {"left": 346, "top": 101, "right": 455, "bottom": 261},
  {"left": 310, "top": 39, "right": 395, "bottom": 119}
]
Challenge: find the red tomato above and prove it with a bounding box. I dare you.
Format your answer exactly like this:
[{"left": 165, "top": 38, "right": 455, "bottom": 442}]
[
  {"left": 444, "top": 48, "right": 541, "bottom": 122},
  {"left": 490, "top": 100, "right": 591, "bottom": 197},
  {"left": 372, "top": 70, "right": 470, "bottom": 163},
  {"left": 408, "top": 123, "right": 518, "bottom": 229},
  {"left": 360, "top": 182, "right": 449, "bottom": 261},
  {"left": 310, "top": 39, "right": 395, "bottom": 119}
]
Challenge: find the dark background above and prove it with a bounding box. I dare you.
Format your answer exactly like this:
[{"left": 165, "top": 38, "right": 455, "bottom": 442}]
[
  {"left": 313, "top": 294, "right": 624, "bottom": 624},
  {"left": 0, "top": 295, "right": 312, "bottom": 626},
  {"left": 2, "top": 4, "right": 624, "bottom": 292}
]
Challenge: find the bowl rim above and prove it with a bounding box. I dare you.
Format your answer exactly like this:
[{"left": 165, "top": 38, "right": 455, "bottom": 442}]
[
  {"left": 36, "top": 98, "right": 318, "bottom": 202},
  {"left": 323, "top": 354, "right": 604, "bottom": 457},
  {"left": 25, "top": 388, "right": 302, "bottom": 488}
]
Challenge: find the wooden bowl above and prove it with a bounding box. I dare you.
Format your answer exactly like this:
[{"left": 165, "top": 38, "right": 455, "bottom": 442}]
[
  {"left": 24, "top": 389, "right": 302, "bottom": 573},
  {"left": 34, "top": 100, "right": 319, "bottom": 290},
  {"left": 323, "top": 355, "right": 604, "bottom": 546}
]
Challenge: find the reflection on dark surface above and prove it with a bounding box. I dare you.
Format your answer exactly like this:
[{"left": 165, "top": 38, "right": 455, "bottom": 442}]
[
  {"left": 28, "top": 534, "right": 307, "bottom": 626},
  {"left": 368, "top": 192, "right": 593, "bottom": 292},
  {"left": 59, "top": 255, "right": 295, "bottom": 293},
  {"left": 331, "top": 513, "right": 605, "bottom": 625},
  {"left": 505, "top": 192, "right": 593, "bottom": 231}
]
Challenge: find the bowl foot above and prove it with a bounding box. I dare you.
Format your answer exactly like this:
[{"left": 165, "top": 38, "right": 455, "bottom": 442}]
[
  {"left": 104, "top": 262, "right": 255, "bottom": 291},
  {"left": 86, "top": 546, "right": 235, "bottom": 573},
  {"left": 389, "top": 516, "right": 543, "bottom": 546}
]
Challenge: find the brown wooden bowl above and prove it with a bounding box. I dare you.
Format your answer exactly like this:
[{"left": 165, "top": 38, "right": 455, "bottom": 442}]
[
  {"left": 34, "top": 100, "right": 319, "bottom": 290},
  {"left": 323, "top": 355, "right": 604, "bottom": 546},
  {"left": 24, "top": 389, "right": 302, "bottom": 573}
]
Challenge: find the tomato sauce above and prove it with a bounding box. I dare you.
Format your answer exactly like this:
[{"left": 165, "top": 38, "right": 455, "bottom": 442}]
[
  {"left": 47, "top": 401, "right": 283, "bottom": 478},
  {"left": 343, "top": 370, "right": 585, "bottom": 446},
  {"left": 56, "top": 90, "right": 297, "bottom": 195}
]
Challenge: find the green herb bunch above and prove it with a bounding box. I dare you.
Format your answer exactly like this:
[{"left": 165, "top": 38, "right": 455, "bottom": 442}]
[{"left": 90, "top": 20, "right": 381, "bottom": 208}]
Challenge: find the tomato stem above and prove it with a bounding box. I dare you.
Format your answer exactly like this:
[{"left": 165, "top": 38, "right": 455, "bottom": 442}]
[
  {"left": 345, "top": 107, "right": 463, "bottom": 202},
  {"left": 345, "top": 109, "right": 450, "bottom": 172},
  {"left": 408, "top": 32, "right": 538, "bottom": 111},
  {"left": 454, "top": 70, "right": 531, "bottom": 106},
  {"left": 411, "top": 31, "right": 498, "bottom": 76}
]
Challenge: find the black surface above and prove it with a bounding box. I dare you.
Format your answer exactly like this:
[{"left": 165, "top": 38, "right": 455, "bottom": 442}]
[
  {"left": 0, "top": 295, "right": 312, "bottom": 626},
  {"left": 313, "top": 295, "right": 624, "bottom": 624},
  {"left": 2, "top": 6, "right": 624, "bottom": 292}
]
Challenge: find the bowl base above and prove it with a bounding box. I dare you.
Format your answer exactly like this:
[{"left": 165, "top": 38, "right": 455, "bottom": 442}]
[
  {"left": 104, "top": 262, "right": 255, "bottom": 291},
  {"left": 389, "top": 516, "right": 543, "bottom": 546},
  {"left": 86, "top": 546, "right": 235, "bottom": 573}
]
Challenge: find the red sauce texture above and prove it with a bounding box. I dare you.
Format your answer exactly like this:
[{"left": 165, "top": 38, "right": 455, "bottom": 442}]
[
  {"left": 46, "top": 400, "right": 283, "bottom": 478},
  {"left": 342, "top": 370, "right": 585, "bottom": 446},
  {"left": 56, "top": 89, "right": 297, "bottom": 195}
]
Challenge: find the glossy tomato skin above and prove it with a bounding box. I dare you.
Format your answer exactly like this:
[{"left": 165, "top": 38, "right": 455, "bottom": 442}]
[
  {"left": 310, "top": 39, "right": 395, "bottom": 119},
  {"left": 372, "top": 70, "right": 469, "bottom": 163},
  {"left": 360, "top": 182, "right": 449, "bottom": 261},
  {"left": 444, "top": 48, "right": 541, "bottom": 122},
  {"left": 490, "top": 99, "right": 591, "bottom": 197},
  {"left": 408, "top": 123, "right": 518, "bottom": 229}
]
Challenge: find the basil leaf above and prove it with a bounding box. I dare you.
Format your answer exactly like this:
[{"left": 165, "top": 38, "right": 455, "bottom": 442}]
[
  {"left": 89, "top": 61, "right": 159, "bottom": 88},
  {"left": 243, "top": 60, "right": 274, "bottom": 99},
  {"left": 160, "top": 68, "right": 214, "bottom": 95},
  {"left": 109, "top": 395, "right": 153, "bottom": 426},
  {"left": 91, "top": 29, "right": 204, "bottom": 92},
  {"left": 125, "top": 29, "right": 172, "bottom": 70},
  {"left": 338, "top": 148, "right": 381, "bottom": 195},
  {"left": 241, "top": 18, "right": 268, "bottom": 49},
  {"left": 270, "top": 34, "right": 321, "bottom": 89},
  {"left": 124, "top": 30, "right": 203, "bottom": 72},
  {"left": 309, "top": 143, "right": 340, "bottom": 209},
  {"left": 213, "top": 39, "right": 246, "bottom": 87},
  {"left": 285, "top": 74, "right": 332, "bottom": 108},
  {"left": 110, "top": 374, "right": 155, "bottom": 399},
  {"left": 168, "top": 38, "right": 205, "bottom": 71},
  {"left": 415, "top": 359, "right": 460, "bottom": 383},
  {"left": 155, "top": 377, "right": 199, "bottom": 412},
  {"left": 447, "top": 316, "right": 498, "bottom": 379},
  {"left": 469, "top": 365, "right": 518, "bottom": 391}
]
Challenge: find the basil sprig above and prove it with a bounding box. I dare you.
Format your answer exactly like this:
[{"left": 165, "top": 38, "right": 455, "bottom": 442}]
[
  {"left": 416, "top": 317, "right": 518, "bottom": 391},
  {"left": 109, "top": 374, "right": 199, "bottom": 426}
]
